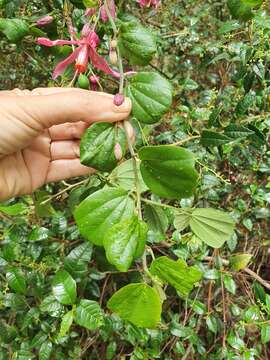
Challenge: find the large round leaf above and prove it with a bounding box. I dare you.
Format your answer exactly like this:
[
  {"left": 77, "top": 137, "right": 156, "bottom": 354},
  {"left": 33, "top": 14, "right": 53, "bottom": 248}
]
[
  {"left": 119, "top": 22, "right": 157, "bottom": 65},
  {"left": 74, "top": 187, "right": 135, "bottom": 245},
  {"left": 190, "top": 208, "right": 235, "bottom": 248},
  {"left": 52, "top": 270, "right": 77, "bottom": 305},
  {"left": 0, "top": 19, "right": 29, "bottom": 43},
  {"left": 150, "top": 256, "right": 202, "bottom": 298},
  {"left": 139, "top": 146, "right": 199, "bottom": 199},
  {"left": 80, "top": 122, "right": 126, "bottom": 172},
  {"left": 104, "top": 216, "right": 148, "bottom": 272},
  {"left": 107, "top": 283, "right": 161, "bottom": 328},
  {"left": 109, "top": 159, "right": 148, "bottom": 192},
  {"left": 126, "top": 72, "right": 172, "bottom": 124}
]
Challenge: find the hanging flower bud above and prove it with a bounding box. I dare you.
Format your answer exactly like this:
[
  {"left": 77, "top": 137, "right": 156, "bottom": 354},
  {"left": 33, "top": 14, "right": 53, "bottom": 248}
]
[
  {"left": 36, "top": 15, "right": 53, "bottom": 27},
  {"left": 85, "top": 8, "right": 97, "bottom": 17},
  {"left": 124, "top": 121, "right": 135, "bottom": 143},
  {"left": 90, "top": 74, "right": 100, "bottom": 91},
  {"left": 110, "top": 39, "right": 117, "bottom": 49},
  {"left": 114, "top": 143, "right": 123, "bottom": 161},
  {"left": 139, "top": 0, "right": 160, "bottom": 8},
  {"left": 100, "top": 0, "right": 116, "bottom": 22},
  {"left": 75, "top": 45, "right": 89, "bottom": 73},
  {"left": 109, "top": 49, "right": 118, "bottom": 65},
  {"left": 114, "top": 93, "right": 125, "bottom": 106}
]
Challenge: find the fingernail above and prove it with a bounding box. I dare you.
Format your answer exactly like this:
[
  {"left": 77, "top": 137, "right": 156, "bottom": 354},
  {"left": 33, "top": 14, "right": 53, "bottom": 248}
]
[{"left": 113, "top": 97, "right": 132, "bottom": 113}]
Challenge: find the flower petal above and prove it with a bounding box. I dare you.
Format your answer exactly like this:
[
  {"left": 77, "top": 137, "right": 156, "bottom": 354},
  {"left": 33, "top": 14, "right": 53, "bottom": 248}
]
[
  {"left": 37, "top": 37, "right": 80, "bottom": 47},
  {"left": 89, "top": 47, "right": 120, "bottom": 78},
  {"left": 52, "top": 47, "right": 81, "bottom": 80}
]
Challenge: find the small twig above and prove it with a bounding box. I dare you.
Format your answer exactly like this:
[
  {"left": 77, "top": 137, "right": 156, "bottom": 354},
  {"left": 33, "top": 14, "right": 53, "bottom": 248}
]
[
  {"left": 182, "top": 315, "right": 203, "bottom": 360},
  {"left": 40, "top": 179, "right": 87, "bottom": 205},
  {"left": 204, "top": 256, "right": 270, "bottom": 292},
  {"left": 99, "top": 274, "right": 111, "bottom": 306},
  {"left": 169, "top": 135, "right": 200, "bottom": 146},
  {"left": 220, "top": 270, "right": 227, "bottom": 348},
  {"left": 122, "top": 122, "right": 141, "bottom": 218},
  {"left": 196, "top": 160, "right": 230, "bottom": 185}
]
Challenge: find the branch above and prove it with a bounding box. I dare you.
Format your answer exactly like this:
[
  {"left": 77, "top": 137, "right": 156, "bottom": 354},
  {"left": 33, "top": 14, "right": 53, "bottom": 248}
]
[{"left": 204, "top": 256, "right": 270, "bottom": 292}]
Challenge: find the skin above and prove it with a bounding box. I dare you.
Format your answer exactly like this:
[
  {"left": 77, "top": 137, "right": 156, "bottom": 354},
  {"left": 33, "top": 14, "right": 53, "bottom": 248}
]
[{"left": 0, "top": 87, "right": 131, "bottom": 202}]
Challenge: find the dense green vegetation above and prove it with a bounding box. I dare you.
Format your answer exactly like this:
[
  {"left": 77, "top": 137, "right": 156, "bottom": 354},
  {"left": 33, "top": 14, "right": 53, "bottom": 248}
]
[{"left": 0, "top": 0, "right": 270, "bottom": 359}]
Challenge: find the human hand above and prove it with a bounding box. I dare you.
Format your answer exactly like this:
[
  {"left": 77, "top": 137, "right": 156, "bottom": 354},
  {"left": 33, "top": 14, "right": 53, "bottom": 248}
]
[{"left": 0, "top": 88, "right": 131, "bottom": 201}]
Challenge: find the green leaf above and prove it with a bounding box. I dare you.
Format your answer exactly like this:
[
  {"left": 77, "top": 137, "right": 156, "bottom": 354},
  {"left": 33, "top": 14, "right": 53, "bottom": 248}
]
[
  {"left": 144, "top": 204, "right": 168, "bottom": 236},
  {"left": 64, "top": 243, "right": 92, "bottom": 278},
  {"left": 189, "top": 208, "right": 235, "bottom": 248},
  {"left": 40, "top": 295, "right": 64, "bottom": 318},
  {"left": 126, "top": 72, "right": 172, "bottom": 124},
  {"left": 0, "top": 321, "right": 17, "bottom": 344},
  {"left": 104, "top": 216, "right": 148, "bottom": 272},
  {"left": 139, "top": 146, "right": 199, "bottom": 199},
  {"left": 39, "top": 341, "right": 53, "bottom": 360},
  {"left": 109, "top": 159, "right": 148, "bottom": 192},
  {"left": 206, "top": 315, "right": 218, "bottom": 334},
  {"left": 0, "top": 18, "right": 29, "bottom": 42},
  {"left": 107, "top": 283, "right": 161, "bottom": 328},
  {"left": 248, "top": 124, "right": 266, "bottom": 146},
  {"left": 6, "top": 267, "right": 27, "bottom": 294},
  {"left": 218, "top": 20, "right": 241, "bottom": 35},
  {"left": 173, "top": 209, "right": 192, "bottom": 232},
  {"left": 224, "top": 124, "right": 254, "bottom": 139},
  {"left": 119, "top": 21, "right": 157, "bottom": 65},
  {"left": 69, "top": 0, "right": 85, "bottom": 8},
  {"left": 83, "top": 0, "right": 98, "bottom": 7},
  {"left": 200, "top": 130, "right": 232, "bottom": 147},
  {"left": 227, "top": 0, "right": 262, "bottom": 21},
  {"left": 52, "top": 270, "right": 77, "bottom": 305},
  {"left": 75, "top": 299, "right": 104, "bottom": 330},
  {"left": 30, "top": 332, "right": 48, "bottom": 348},
  {"left": 230, "top": 253, "right": 252, "bottom": 271},
  {"left": 80, "top": 122, "right": 126, "bottom": 172},
  {"left": 74, "top": 187, "right": 135, "bottom": 246},
  {"left": 149, "top": 256, "right": 202, "bottom": 298},
  {"left": 236, "top": 93, "right": 255, "bottom": 115},
  {"left": 261, "top": 324, "right": 270, "bottom": 344},
  {"left": 59, "top": 310, "right": 74, "bottom": 338},
  {"left": 0, "top": 203, "right": 27, "bottom": 216},
  {"left": 223, "top": 273, "right": 236, "bottom": 294}
]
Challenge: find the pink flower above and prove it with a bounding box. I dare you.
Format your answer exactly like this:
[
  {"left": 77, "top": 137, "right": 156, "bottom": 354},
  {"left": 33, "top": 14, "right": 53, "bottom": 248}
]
[
  {"left": 37, "top": 24, "right": 119, "bottom": 80},
  {"left": 100, "top": 0, "right": 116, "bottom": 22},
  {"left": 36, "top": 15, "right": 53, "bottom": 27},
  {"left": 139, "top": 0, "right": 159, "bottom": 8},
  {"left": 85, "top": 8, "right": 97, "bottom": 17}
]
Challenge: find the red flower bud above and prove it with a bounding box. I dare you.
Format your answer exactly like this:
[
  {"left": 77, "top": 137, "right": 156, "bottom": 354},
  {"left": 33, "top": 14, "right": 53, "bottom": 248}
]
[
  {"left": 85, "top": 8, "right": 96, "bottom": 17},
  {"left": 36, "top": 15, "right": 53, "bottom": 27},
  {"left": 113, "top": 93, "right": 125, "bottom": 106},
  {"left": 100, "top": 0, "right": 116, "bottom": 22}
]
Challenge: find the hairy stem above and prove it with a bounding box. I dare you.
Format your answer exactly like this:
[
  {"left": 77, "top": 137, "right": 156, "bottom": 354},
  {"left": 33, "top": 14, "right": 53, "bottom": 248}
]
[
  {"left": 104, "top": 0, "right": 125, "bottom": 93},
  {"left": 124, "top": 121, "right": 142, "bottom": 220}
]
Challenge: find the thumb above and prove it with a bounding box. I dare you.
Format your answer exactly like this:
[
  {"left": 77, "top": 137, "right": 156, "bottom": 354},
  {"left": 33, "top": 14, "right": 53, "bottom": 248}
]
[{"left": 2, "top": 89, "right": 132, "bottom": 129}]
